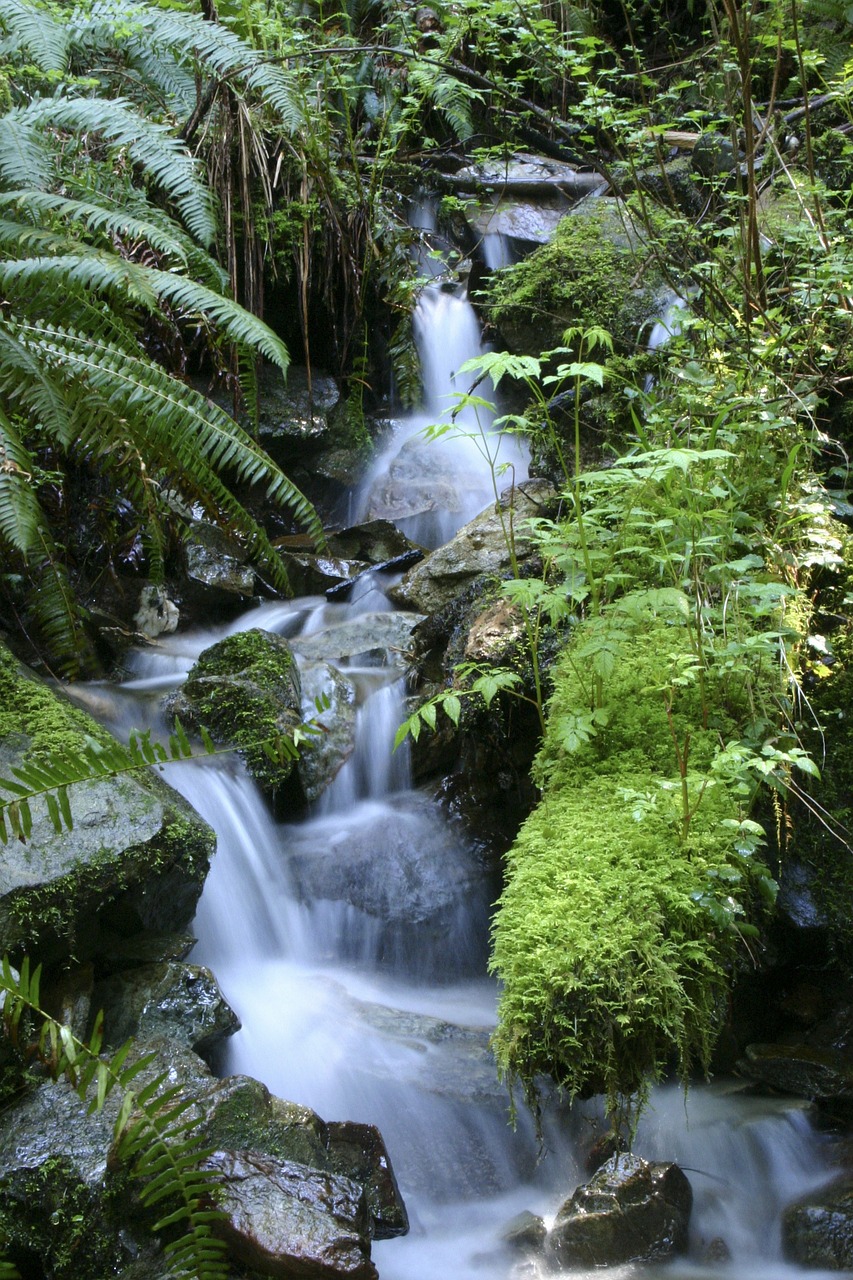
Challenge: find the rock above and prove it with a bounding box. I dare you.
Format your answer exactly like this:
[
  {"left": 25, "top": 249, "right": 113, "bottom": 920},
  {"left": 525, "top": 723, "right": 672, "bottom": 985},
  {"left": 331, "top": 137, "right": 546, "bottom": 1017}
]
[
  {"left": 483, "top": 195, "right": 669, "bottom": 357},
  {"left": 502, "top": 1209, "right": 547, "bottom": 1252},
  {"left": 133, "top": 585, "right": 179, "bottom": 639},
  {"left": 276, "top": 549, "right": 370, "bottom": 597},
  {"left": 776, "top": 859, "right": 830, "bottom": 933},
  {"left": 0, "top": 644, "right": 214, "bottom": 963},
  {"left": 204, "top": 1149, "right": 377, "bottom": 1280},
  {"left": 257, "top": 366, "right": 341, "bottom": 453},
  {"left": 547, "top": 1154, "right": 692, "bottom": 1269},
  {"left": 179, "top": 628, "right": 304, "bottom": 812},
  {"left": 692, "top": 131, "right": 740, "bottom": 177},
  {"left": 297, "top": 662, "right": 358, "bottom": 804},
  {"left": 92, "top": 961, "right": 240, "bottom": 1055},
  {"left": 463, "top": 599, "right": 526, "bottom": 662},
  {"left": 325, "top": 1122, "right": 409, "bottom": 1240},
  {"left": 362, "top": 435, "right": 490, "bottom": 534},
  {"left": 183, "top": 521, "right": 256, "bottom": 598},
  {"left": 783, "top": 1175, "right": 853, "bottom": 1269},
  {"left": 292, "top": 612, "right": 423, "bottom": 667},
  {"left": 327, "top": 521, "right": 424, "bottom": 565},
  {"left": 390, "top": 480, "right": 557, "bottom": 615},
  {"left": 458, "top": 153, "right": 608, "bottom": 249},
  {"left": 740, "top": 1042, "right": 853, "bottom": 1100}
]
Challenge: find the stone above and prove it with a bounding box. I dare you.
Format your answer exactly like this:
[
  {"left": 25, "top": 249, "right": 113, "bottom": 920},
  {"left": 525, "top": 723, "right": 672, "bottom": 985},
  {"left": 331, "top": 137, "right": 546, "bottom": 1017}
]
[
  {"left": 183, "top": 521, "right": 256, "bottom": 597},
  {"left": 692, "top": 131, "right": 740, "bottom": 177},
  {"left": 93, "top": 961, "right": 240, "bottom": 1055},
  {"left": 0, "top": 645, "right": 214, "bottom": 964},
  {"left": 459, "top": 153, "right": 608, "bottom": 249},
  {"left": 292, "top": 612, "right": 423, "bottom": 667},
  {"left": 463, "top": 599, "right": 526, "bottom": 662},
  {"left": 740, "top": 1042, "right": 853, "bottom": 1100},
  {"left": 204, "top": 1149, "right": 377, "bottom": 1279},
  {"left": 325, "top": 1122, "right": 409, "bottom": 1240},
  {"left": 502, "top": 1209, "right": 547, "bottom": 1252},
  {"left": 548, "top": 1153, "right": 692, "bottom": 1269},
  {"left": 179, "top": 628, "right": 303, "bottom": 810},
  {"left": 327, "top": 521, "right": 424, "bottom": 566},
  {"left": 390, "top": 480, "right": 557, "bottom": 615},
  {"left": 257, "top": 365, "right": 341, "bottom": 449},
  {"left": 783, "top": 1175, "right": 853, "bottom": 1269},
  {"left": 133, "top": 585, "right": 178, "bottom": 638},
  {"left": 297, "top": 661, "right": 358, "bottom": 804}
]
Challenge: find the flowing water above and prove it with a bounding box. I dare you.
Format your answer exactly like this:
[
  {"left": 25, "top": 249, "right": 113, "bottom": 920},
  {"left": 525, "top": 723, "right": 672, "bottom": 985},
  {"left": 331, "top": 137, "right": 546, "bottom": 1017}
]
[{"left": 78, "top": 276, "right": 842, "bottom": 1280}]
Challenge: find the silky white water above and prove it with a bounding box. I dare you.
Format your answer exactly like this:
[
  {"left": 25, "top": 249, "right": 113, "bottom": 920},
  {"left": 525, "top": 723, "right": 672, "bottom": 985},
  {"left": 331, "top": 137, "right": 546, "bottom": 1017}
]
[{"left": 70, "top": 278, "right": 839, "bottom": 1280}]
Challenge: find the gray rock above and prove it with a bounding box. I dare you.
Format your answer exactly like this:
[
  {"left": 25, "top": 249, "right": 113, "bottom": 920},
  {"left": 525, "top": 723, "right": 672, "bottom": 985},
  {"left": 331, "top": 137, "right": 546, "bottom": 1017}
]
[
  {"left": 327, "top": 521, "right": 423, "bottom": 565},
  {"left": 783, "top": 1175, "right": 853, "bottom": 1270},
  {"left": 204, "top": 1149, "right": 377, "bottom": 1279},
  {"left": 390, "top": 480, "right": 557, "bottom": 615},
  {"left": 325, "top": 1121, "right": 409, "bottom": 1240},
  {"left": 502, "top": 1209, "right": 547, "bottom": 1252},
  {"left": 257, "top": 365, "right": 341, "bottom": 449},
  {"left": 93, "top": 961, "right": 240, "bottom": 1055},
  {"left": 362, "top": 435, "right": 486, "bottom": 531},
  {"left": 183, "top": 521, "right": 256, "bottom": 597},
  {"left": 298, "top": 661, "right": 358, "bottom": 804},
  {"left": 0, "top": 648, "right": 214, "bottom": 963},
  {"left": 292, "top": 612, "right": 423, "bottom": 667},
  {"left": 133, "top": 585, "right": 179, "bottom": 638},
  {"left": 692, "top": 131, "right": 740, "bottom": 177},
  {"left": 548, "top": 1153, "right": 692, "bottom": 1269},
  {"left": 277, "top": 550, "right": 370, "bottom": 597},
  {"left": 740, "top": 1042, "right": 853, "bottom": 1100},
  {"left": 460, "top": 153, "right": 608, "bottom": 248}
]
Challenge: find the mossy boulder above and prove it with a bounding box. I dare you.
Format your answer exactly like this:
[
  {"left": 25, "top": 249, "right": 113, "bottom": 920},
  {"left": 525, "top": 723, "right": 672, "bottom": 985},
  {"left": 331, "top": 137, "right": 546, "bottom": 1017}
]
[
  {"left": 783, "top": 1175, "right": 853, "bottom": 1270},
  {"left": 178, "top": 628, "right": 304, "bottom": 814},
  {"left": 482, "top": 196, "right": 669, "bottom": 357},
  {"left": 0, "top": 644, "right": 214, "bottom": 963},
  {"left": 490, "top": 606, "right": 779, "bottom": 1111}
]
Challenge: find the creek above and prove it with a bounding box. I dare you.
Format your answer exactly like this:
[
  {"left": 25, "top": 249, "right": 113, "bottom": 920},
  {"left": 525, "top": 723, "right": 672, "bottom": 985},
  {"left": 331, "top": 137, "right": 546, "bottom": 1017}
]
[{"left": 84, "top": 278, "right": 838, "bottom": 1280}]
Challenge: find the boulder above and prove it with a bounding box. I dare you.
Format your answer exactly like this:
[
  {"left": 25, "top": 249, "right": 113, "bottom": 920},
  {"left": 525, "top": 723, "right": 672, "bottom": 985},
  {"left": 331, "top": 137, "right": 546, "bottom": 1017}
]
[
  {"left": 502, "top": 1209, "right": 547, "bottom": 1252},
  {"left": 327, "top": 521, "right": 424, "bottom": 566},
  {"left": 547, "top": 1154, "right": 692, "bottom": 1269},
  {"left": 324, "top": 1121, "right": 409, "bottom": 1240},
  {"left": 178, "top": 628, "right": 304, "bottom": 813},
  {"left": 204, "top": 1150, "right": 377, "bottom": 1280},
  {"left": 133, "top": 585, "right": 179, "bottom": 639},
  {"left": 257, "top": 366, "right": 341, "bottom": 455},
  {"left": 183, "top": 521, "right": 256, "bottom": 598},
  {"left": 92, "top": 961, "right": 240, "bottom": 1056},
  {"left": 292, "top": 612, "right": 423, "bottom": 668},
  {"left": 297, "top": 661, "right": 358, "bottom": 805},
  {"left": 740, "top": 1042, "right": 853, "bottom": 1100},
  {"left": 0, "top": 644, "right": 214, "bottom": 963},
  {"left": 390, "top": 480, "right": 557, "bottom": 615},
  {"left": 483, "top": 195, "right": 669, "bottom": 357},
  {"left": 458, "top": 153, "right": 608, "bottom": 249},
  {"left": 783, "top": 1175, "right": 853, "bottom": 1270}
]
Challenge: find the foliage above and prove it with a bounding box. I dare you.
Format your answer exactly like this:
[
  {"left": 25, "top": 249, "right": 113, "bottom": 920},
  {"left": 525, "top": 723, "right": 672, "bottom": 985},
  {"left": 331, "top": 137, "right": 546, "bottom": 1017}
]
[{"left": 0, "top": 957, "right": 228, "bottom": 1279}]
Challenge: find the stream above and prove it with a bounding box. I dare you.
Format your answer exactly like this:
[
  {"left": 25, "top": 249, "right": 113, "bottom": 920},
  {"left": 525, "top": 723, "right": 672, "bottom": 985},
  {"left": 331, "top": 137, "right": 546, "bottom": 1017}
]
[{"left": 81, "top": 278, "right": 841, "bottom": 1280}]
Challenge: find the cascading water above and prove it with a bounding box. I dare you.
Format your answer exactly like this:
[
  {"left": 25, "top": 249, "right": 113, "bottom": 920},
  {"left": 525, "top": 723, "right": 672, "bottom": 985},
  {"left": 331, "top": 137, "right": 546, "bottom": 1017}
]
[{"left": 75, "top": 267, "right": 839, "bottom": 1280}]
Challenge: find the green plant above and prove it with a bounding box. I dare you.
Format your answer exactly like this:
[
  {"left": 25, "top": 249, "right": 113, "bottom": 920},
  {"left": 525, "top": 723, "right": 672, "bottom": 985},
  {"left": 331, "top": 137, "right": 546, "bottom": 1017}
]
[{"left": 0, "top": 957, "right": 228, "bottom": 1279}]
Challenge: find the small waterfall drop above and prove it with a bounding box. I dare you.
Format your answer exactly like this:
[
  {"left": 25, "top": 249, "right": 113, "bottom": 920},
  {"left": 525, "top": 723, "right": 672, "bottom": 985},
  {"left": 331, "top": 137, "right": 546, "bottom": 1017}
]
[{"left": 358, "top": 210, "right": 528, "bottom": 547}]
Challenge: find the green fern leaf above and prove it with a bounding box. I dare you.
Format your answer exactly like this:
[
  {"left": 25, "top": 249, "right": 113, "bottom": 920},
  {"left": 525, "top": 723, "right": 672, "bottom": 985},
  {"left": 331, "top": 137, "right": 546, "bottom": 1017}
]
[{"left": 0, "top": 0, "right": 68, "bottom": 71}]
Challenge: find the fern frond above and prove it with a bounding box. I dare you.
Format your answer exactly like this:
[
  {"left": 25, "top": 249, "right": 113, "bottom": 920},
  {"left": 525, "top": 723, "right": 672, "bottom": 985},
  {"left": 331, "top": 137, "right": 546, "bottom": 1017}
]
[
  {"left": 13, "top": 320, "right": 320, "bottom": 540},
  {"left": 0, "top": 0, "right": 68, "bottom": 71},
  {"left": 0, "top": 113, "right": 54, "bottom": 191},
  {"left": 0, "top": 191, "right": 192, "bottom": 264},
  {"left": 5, "top": 97, "right": 217, "bottom": 244},
  {"left": 0, "top": 410, "right": 43, "bottom": 556},
  {"left": 408, "top": 62, "right": 478, "bottom": 141}
]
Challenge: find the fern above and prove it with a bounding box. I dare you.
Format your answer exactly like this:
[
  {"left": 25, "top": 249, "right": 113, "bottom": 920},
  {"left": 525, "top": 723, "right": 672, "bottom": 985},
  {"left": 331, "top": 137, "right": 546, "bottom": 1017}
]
[
  {"left": 0, "top": 0, "right": 68, "bottom": 71},
  {"left": 0, "top": 957, "right": 229, "bottom": 1280}
]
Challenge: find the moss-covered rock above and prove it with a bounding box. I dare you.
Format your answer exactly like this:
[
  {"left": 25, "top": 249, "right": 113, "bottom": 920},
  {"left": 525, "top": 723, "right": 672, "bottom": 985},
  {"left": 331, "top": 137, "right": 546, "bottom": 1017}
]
[
  {"left": 179, "top": 628, "right": 304, "bottom": 814},
  {"left": 482, "top": 196, "right": 668, "bottom": 357},
  {"left": 490, "top": 608, "right": 778, "bottom": 1113},
  {"left": 0, "top": 644, "right": 214, "bottom": 963}
]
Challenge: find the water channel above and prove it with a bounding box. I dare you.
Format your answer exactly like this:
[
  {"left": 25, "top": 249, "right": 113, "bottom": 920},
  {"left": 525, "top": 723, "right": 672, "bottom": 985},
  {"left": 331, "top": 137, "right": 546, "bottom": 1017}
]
[{"left": 81, "top": 276, "right": 841, "bottom": 1280}]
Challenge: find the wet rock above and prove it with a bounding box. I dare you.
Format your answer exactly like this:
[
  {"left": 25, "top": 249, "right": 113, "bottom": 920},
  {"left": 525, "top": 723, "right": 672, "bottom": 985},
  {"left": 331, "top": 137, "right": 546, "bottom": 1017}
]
[
  {"left": 692, "top": 131, "right": 740, "bottom": 177},
  {"left": 703, "top": 1235, "right": 732, "bottom": 1264},
  {"left": 179, "top": 628, "right": 304, "bottom": 812},
  {"left": 94, "top": 930, "right": 197, "bottom": 974},
  {"left": 362, "top": 435, "right": 488, "bottom": 533},
  {"left": 463, "top": 599, "right": 526, "bottom": 662},
  {"left": 459, "top": 153, "right": 608, "bottom": 249},
  {"left": 547, "top": 1153, "right": 692, "bottom": 1268},
  {"left": 257, "top": 366, "right": 341, "bottom": 451},
  {"left": 325, "top": 1122, "right": 409, "bottom": 1240},
  {"left": 205, "top": 1149, "right": 377, "bottom": 1280},
  {"left": 483, "top": 195, "right": 668, "bottom": 358},
  {"left": 298, "top": 661, "right": 358, "bottom": 804},
  {"left": 276, "top": 548, "right": 370, "bottom": 596},
  {"left": 133, "top": 585, "right": 179, "bottom": 639},
  {"left": 0, "top": 645, "right": 214, "bottom": 963},
  {"left": 327, "top": 521, "right": 424, "bottom": 566},
  {"left": 293, "top": 612, "right": 423, "bottom": 667},
  {"left": 783, "top": 1175, "right": 853, "bottom": 1269},
  {"left": 93, "top": 961, "right": 240, "bottom": 1056},
  {"left": 502, "top": 1209, "right": 547, "bottom": 1252},
  {"left": 740, "top": 1043, "right": 853, "bottom": 1100},
  {"left": 390, "top": 480, "right": 557, "bottom": 615},
  {"left": 776, "top": 859, "right": 830, "bottom": 933},
  {"left": 183, "top": 521, "right": 256, "bottom": 598}
]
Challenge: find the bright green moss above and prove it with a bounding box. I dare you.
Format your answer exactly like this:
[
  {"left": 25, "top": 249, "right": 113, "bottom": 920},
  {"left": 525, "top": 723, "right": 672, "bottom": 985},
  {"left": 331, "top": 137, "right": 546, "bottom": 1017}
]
[{"left": 491, "top": 615, "right": 777, "bottom": 1117}]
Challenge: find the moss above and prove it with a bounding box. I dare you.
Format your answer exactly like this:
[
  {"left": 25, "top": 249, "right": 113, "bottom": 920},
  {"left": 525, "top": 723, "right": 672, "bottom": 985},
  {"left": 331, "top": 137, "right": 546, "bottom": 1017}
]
[
  {"left": 482, "top": 198, "right": 667, "bottom": 358},
  {"left": 0, "top": 1157, "right": 125, "bottom": 1279},
  {"left": 0, "top": 645, "right": 114, "bottom": 764},
  {"left": 491, "top": 614, "right": 777, "bottom": 1117},
  {"left": 182, "top": 628, "right": 303, "bottom": 801}
]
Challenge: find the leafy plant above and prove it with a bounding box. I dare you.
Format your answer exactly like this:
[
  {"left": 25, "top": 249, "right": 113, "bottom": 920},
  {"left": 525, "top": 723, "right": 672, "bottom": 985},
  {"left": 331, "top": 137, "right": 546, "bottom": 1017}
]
[{"left": 0, "top": 957, "right": 228, "bottom": 1279}]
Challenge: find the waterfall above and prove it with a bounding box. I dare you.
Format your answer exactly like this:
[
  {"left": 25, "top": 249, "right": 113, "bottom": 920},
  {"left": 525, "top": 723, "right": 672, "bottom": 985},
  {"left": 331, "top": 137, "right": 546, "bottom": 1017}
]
[{"left": 71, "top": 276, "right": 835, "bottom": 1280}]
